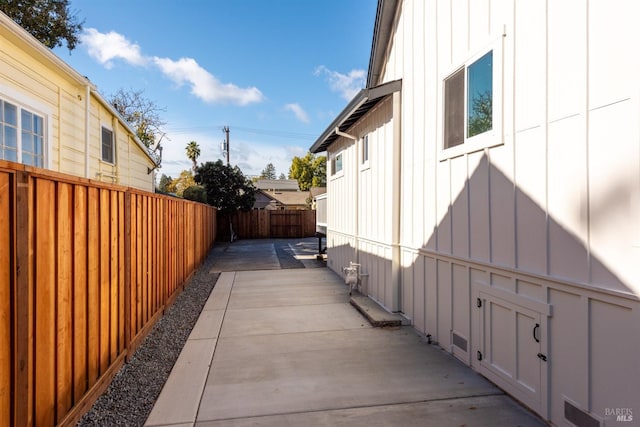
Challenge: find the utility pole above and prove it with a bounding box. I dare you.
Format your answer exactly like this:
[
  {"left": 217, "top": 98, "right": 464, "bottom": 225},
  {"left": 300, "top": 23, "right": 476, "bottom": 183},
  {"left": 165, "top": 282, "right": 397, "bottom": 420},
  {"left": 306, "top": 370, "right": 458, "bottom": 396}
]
[{"left": 222, "top": 126, "right": 230, "bottom": 165}]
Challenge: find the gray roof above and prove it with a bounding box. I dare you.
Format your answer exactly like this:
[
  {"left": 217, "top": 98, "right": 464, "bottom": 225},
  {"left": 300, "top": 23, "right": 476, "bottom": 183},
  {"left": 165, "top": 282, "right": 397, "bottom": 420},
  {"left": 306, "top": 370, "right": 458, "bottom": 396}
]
[
  {"left": 309, "top": 187, "right": 327, "bottom": 198},
  {"left": 255, "top": 179, "right": 300, "bottom": 191}
]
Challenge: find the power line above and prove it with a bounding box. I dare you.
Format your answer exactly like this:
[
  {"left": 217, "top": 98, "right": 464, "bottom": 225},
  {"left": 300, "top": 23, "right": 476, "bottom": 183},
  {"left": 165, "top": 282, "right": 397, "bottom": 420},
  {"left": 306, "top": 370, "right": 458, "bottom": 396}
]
[{"left": 166, "top": 124, "right": 317, "bottom": 140}]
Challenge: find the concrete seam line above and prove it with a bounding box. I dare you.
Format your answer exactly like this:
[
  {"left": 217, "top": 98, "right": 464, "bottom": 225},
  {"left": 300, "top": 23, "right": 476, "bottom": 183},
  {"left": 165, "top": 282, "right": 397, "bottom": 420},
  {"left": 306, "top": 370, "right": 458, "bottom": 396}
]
[
  {"left": 201, "top": 392, "right": 510, "bottom": 423},
  {"left": 194, "top": 271, "right": 236, "bottom": 422}
]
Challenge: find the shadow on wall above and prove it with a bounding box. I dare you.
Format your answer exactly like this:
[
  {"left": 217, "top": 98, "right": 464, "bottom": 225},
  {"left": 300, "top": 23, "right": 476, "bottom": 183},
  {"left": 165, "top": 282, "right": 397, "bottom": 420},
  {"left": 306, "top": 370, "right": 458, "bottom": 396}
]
[
  {"left": 328, "top": 153, "right": 638, "bottom": 425},
  {"left": 422, "top": 153, "right": 636, "bottom": 294}
]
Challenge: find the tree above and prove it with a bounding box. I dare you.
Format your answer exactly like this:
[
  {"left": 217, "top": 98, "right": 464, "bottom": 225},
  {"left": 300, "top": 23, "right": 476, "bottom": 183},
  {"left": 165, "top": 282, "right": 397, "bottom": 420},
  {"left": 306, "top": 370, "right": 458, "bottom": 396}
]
[
  {"left": 183, "top": 185, "right": 207, "bottom": 203},
  {"left": 278, "top": 173, "right": 286, "bottom": 180},
  {"left": 0, "top": 0, "right": 83, "bottom": 50},
  {"left": 288, "top": 152, "right": 326, "bottom": 190},
  {"left": 166, "top": 170, "right": 195, "bottom": 197},
  {"left": 157, "top": 174, "right": 173, "bottom": 193},
  {"left": 108, "top": 88, "right": 166, "bottom": 149},
  {"left": 194, "top": 160, "right": 255, "bottom": 217},
  {"left": 185, "top": 141, "right": 200, "bottom": 171},
  {"left": 311, "top": 155, "right": 327, "bottom": 187},
  {"left": 467, "top": 91, "right": 492, "bottom": 138},
  {"left": 260, "top": 163, "right": 276, "bottom": 180}
]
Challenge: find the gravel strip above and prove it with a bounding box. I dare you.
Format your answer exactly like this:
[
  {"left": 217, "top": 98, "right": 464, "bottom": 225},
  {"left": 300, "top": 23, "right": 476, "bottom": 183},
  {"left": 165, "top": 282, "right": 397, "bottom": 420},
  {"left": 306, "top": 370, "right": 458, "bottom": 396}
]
[{"left": 77, "top": 249, "right": 220, "bottom": 427}]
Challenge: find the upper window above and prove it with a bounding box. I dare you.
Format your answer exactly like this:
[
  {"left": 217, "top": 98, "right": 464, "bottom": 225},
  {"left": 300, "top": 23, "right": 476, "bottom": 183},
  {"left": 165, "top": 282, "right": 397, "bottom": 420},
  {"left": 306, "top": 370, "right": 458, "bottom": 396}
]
[
  {"left": 331, "top": 151, "right": 343, "bottom": 176},
  {"left": 444, "top": 50, "right": 495, "bottom": 151},
  {"left": 101, "top": 126, "right": 115, "bottom": 164},
  {"left": 0, "top": 99, "right": 45, "bottom": 167},
  {"left": 467, "top": 51, "right": 493, "bottom": 138},
  {"left": 361, "top": 134, "right": 369, "bottom": 164}
]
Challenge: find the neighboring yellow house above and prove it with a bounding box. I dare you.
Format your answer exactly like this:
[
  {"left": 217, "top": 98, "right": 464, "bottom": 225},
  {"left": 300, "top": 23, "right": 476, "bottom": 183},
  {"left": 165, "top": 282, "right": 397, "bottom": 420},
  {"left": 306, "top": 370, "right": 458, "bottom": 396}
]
[{"left": 0, "top": 11, "right": 158, "bottom": 191}]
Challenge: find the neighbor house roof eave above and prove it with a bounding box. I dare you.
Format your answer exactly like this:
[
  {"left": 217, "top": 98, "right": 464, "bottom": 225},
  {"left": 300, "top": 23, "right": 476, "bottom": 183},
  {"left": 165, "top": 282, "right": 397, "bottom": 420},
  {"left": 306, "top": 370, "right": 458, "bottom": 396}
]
[{"left": 0, "top": 11, "right": 158, "bottom": 167}]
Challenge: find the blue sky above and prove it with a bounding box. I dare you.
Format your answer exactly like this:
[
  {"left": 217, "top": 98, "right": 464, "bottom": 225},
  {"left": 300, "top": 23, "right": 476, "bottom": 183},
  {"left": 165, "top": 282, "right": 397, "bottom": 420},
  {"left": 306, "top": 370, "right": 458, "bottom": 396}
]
[{"left": 53, "top": 0, "right": 377, "bottom": 180}]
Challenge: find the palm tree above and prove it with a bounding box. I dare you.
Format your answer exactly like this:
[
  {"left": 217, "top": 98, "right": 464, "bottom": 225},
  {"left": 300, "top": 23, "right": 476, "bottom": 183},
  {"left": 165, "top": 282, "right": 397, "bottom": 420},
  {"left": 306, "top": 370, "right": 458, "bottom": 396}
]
[{"left": 185, "top": 141, "right": 201, "bottom": 171}]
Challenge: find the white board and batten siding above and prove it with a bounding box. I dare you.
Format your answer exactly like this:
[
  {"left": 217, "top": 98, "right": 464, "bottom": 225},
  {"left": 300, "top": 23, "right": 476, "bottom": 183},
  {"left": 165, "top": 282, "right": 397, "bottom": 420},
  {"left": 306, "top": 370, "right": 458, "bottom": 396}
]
[
  {"left": 325, "top": 1, "right": 640, "bottom": 425},
  {"left": 327, "top": 97, "right": 396, "bottom": 307}
]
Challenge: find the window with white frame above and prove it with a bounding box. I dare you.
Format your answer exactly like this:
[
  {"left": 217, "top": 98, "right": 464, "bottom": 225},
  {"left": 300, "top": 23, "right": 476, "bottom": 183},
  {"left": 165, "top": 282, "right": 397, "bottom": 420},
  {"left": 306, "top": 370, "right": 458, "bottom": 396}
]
[
  {"left": 0, "top": 98, "right": 45, "bottom": 167},
  {"left": 361, "top": 134, "right": 369, "bottom": 165},
  {"left": 101, "top": 126, "right": 115, "bottom": 164},
  {"left": 444, "top": 49, "right": 495, "bottom": 151},
  {"left": 330, "top": 151, "right": 343, "bottom": 176}
]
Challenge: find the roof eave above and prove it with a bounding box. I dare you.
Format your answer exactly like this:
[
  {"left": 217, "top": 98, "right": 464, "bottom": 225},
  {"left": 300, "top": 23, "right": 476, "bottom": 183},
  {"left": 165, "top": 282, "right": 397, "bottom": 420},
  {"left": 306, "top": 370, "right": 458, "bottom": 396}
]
[
  {"left": 309, "top": 79, "right": 401, "bottom": 154},
  {"left": 0, "top": 11, "right": 158, "bottom": 167},
  {"left": 309, "top": 89, "right": 368, "bottom": 153},
  {"left": 0, "top": 11, "right": 96, "bottom": 89},
  {"left": 366, "top": 0, "right": 400, "bottom": 88}
]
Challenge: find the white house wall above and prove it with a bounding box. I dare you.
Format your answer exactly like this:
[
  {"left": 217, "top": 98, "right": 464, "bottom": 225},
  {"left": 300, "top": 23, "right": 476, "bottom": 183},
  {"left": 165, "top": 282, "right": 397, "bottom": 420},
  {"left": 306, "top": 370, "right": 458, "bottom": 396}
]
[
  {"left": 327, "top": 135, "right": 357, "bottom": 275},
  {"left": 327, "top": 97, "right": 395, "bottom": 305},
  {"left": 340, "top": 0, "right": 640, "bottom": 425}
]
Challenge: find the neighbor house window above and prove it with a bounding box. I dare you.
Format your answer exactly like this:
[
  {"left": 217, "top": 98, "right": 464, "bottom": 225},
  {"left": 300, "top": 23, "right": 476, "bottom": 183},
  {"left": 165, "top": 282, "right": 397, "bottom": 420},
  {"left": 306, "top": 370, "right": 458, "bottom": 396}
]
[
  {"left": 21, "top": 110, "right": 44, "bottom": 167},
  {"left": 101, "top": 126, "right": 115, "bottom": 164},
  {"left": 0, "top": 98, "right": 45, "bottom": 167},
  {"left": 331, "top": 151, "right": 343, "bottom": 176},
  {"left": 444, "top": 50, "right": 493, "bottom": 150}
]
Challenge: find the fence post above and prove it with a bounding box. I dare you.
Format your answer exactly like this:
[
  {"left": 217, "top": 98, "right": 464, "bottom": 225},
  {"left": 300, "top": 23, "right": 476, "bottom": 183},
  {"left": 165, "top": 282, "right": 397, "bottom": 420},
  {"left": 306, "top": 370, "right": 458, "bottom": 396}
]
[
  {"left": 123, "top": 191, "right": 132, "bottom": 357},
  {"left": 14, "top": 170, "right": 30, "bottom": 426}
]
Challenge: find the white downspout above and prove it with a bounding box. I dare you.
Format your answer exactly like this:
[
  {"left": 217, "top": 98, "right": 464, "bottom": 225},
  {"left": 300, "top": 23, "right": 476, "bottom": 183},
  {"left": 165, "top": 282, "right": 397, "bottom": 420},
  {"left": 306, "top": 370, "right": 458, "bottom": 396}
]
[
  {"left": 84, "top": 85, "right": 91, "bottom": 178},
  {"left": 334, "top": 127, "right": 360, "bottom": 266},
  {"left": 390, "top": 91, "right": 402, "bottom": 312}
]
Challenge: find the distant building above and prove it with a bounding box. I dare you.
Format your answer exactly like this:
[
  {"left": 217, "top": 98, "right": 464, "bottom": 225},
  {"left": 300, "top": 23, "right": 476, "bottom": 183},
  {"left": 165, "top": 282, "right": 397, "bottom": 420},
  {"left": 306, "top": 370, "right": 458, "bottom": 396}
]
[
  {"left": 311, "top": 187, "right": 327, "bottom": 235},
  {"left": 253, "top": 179, "right": 308, "bottom": 210},
  {"left": 0, "top": 11, "right": 158, "bottom": 191},
  {"left": 254, "top": 179, "right": 300, "bottom": 192}
]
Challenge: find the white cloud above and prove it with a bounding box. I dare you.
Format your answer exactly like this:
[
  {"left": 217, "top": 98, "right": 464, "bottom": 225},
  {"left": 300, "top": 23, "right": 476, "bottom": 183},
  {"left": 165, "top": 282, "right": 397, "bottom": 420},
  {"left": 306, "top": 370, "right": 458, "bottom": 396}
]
[
  {"left": 314, "top": 65, "right": 366, "bottom": 101},
  {"left": 80, "top": 28, "right": 264, "bottom": 105},
  {"left": 231, "top": 141, "right": 292, "bottom": 177},
  {"left": 284, "top": 103, "right": 310, "bottom": 123},
  {"left": 80, "top": 28, "right": 147, "bottom": 68},
  {"left": 153, "top": 57, "right": 264, "bottom": 105}
]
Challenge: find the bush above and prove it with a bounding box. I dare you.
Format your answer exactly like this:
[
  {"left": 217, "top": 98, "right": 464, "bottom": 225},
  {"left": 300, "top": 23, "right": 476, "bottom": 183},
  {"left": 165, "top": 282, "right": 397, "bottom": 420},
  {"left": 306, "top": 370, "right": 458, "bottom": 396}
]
[{"left": 183, "top": 185, "right": 208, "bottom": 203}]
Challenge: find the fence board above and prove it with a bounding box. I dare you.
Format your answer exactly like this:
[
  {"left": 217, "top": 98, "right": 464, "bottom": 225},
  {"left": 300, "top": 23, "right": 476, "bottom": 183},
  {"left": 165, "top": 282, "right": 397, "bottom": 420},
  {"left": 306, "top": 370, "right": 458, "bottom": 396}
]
[
  {"left": 56, "top": 183, "right": 73, "bottom": 422},
  {"left": 0, "top": 173, "right": 11, "bottom": 425},
  {"left": 99, "top": 189, "right": 110, "bottom": 376},
  {"left": 87, "top": 187, "right": 99, "bottom": 388},
  {"left": 109, "top": 191, "right": 118, "bottom": 366},
  {"left": 116, "top": 192, "right": 127, "bottom": 354},
  {"left": 13, "top": 171, "right": 29, "bottom": 426},
  {"left": 118, "top": 192, "right": 125, "bottom": 354},
  {"left": 34, "top": 178, "right": 56, "bottom": 426},
  {"left": 73, "top": 186, "right": 88, "bottom": 403}
]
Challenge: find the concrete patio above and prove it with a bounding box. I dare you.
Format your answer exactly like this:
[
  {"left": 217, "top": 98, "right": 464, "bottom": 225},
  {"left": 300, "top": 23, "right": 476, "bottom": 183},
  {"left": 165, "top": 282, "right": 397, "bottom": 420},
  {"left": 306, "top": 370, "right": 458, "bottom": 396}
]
[{"left": 145, "top": 239, "right": 545, "bottom": 426}]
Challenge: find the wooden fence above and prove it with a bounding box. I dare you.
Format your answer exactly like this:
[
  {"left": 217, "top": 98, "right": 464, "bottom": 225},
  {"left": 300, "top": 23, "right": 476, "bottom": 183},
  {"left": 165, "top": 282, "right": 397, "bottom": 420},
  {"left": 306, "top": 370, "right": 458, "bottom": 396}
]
[
  {"left": 0, "top": 161, "right": 217, "bottom": 426},
  {"left": 217, "top": 209, "right": 316, "bottom": 240}
]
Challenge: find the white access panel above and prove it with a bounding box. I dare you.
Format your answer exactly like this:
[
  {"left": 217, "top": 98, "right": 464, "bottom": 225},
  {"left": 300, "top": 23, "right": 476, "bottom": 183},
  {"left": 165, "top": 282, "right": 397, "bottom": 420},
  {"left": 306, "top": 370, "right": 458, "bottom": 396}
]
[{"left": 477, "top": 290, "right": 550, "bottom": 417}]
